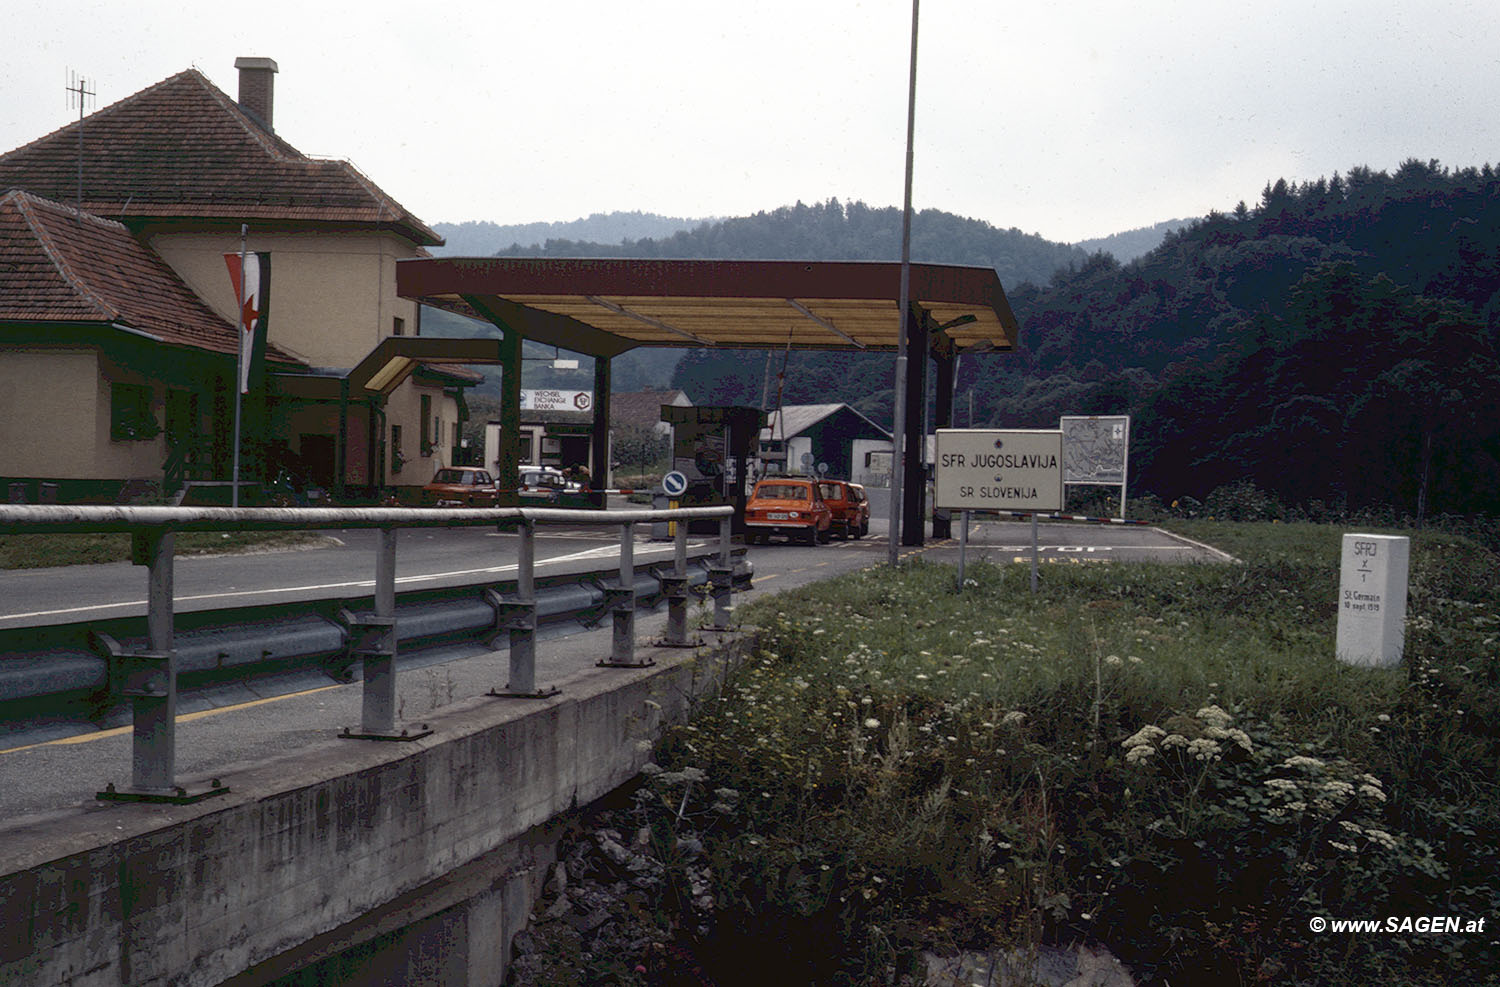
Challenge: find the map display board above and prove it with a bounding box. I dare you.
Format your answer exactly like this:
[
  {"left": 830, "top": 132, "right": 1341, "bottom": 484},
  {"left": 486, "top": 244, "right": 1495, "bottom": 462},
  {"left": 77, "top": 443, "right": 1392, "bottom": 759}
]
[
  {"left": 933, "top": 429, "right": 1064, "bottom": 512},
  {"left": 1060, "top": 415, "right": 1130, "bottom": 485}
]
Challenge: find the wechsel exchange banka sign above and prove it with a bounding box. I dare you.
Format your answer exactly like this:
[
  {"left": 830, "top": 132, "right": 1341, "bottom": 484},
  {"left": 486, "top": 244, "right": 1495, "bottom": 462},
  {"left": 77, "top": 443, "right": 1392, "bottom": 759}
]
[
  {"left": 520, "top": 389, "right": 593, "bottom": 412},
  {"left": 934, "top": 429, "right": 1064, "bottom": 513}
]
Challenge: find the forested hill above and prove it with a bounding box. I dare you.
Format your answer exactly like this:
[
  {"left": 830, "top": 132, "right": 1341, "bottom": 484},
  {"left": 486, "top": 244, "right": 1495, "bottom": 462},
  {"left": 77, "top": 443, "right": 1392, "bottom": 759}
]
[
  {"left": 1001, "top": 160, "right": 1500, "bottom": 515},
  {"left": 495, "top": 198, "right": 1089, "bottom": 290},
  {"left": 670, "top": 162, "right": 1500, "bottom": 516},
  {"left": 430, "top": 212, "right": 711, "bottom": 255},
  {"left": 1074, "top": 218, "right": 1195, "bottom": 263}
]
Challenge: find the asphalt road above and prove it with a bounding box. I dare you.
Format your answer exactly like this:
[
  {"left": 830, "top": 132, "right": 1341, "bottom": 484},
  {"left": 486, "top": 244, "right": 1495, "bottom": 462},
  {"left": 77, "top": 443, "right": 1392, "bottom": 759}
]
[
  {"left": 0, "top": 514, "right": 1226, "bottom": 629},
  {"left": 0, "top": 515, "right": 1226, "bottom": 819}
]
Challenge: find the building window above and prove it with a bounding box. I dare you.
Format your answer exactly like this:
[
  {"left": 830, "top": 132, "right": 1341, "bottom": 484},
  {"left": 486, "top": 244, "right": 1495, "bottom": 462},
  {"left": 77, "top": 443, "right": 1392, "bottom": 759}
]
[
  {"left": 110, "top": 382, "right": 161, "bottom": 441},
  {"left": 420, "top": 395, "right": 433, "bottom": 455},
  {"left": 393, "top": 316, "right": 405, "bottom": 337},
  {"left": 391, "top": 425, "right": 405, "bottom": 474}
]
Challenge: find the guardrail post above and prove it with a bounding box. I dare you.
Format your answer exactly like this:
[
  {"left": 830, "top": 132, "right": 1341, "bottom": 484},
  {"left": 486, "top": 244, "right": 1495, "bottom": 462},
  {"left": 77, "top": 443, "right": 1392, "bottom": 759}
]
[
  {"left": 487, "top": 519, "right": 557, "bottom": 698},
  {"left": 598, "top": 520, "right": 652, "bottom": 668},
  {"left": 97, "top": 528, "right": 228, "bottom": 804},
  {"left": 656, "top": 516, "right": 696, "bottom": 647},
  {"left": 707, "top": 515, "right": 734, "bottom": 631},
  {"left": 342, "top": 527, "right": 430, "bottom": 741}
]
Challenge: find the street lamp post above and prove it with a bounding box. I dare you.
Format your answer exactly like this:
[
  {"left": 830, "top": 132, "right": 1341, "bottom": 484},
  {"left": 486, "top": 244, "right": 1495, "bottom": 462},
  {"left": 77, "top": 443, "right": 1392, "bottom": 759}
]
[{"left": 889, "top": 0, "right": 920, "bottom": 566}]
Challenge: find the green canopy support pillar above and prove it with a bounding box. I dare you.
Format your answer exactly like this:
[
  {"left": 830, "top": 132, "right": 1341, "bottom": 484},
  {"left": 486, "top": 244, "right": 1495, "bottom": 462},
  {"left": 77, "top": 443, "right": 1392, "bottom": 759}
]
[
  {"left": 901, "top": 308, "right": 929, "bottom": 546},
  {"left": 590, "top": 356, "right": 611, "bottom": 508},
  {"left": 931, "top": 333, "right": 956, "bottom": 539},
  {"left": 461, "top": 294, "right": 526, "bottom": 508}
]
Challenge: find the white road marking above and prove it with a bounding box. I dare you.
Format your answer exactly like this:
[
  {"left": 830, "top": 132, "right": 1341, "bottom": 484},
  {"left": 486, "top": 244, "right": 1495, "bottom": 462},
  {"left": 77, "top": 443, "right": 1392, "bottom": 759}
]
[{"left": 0, "top": 539, "right": 699, "bottom": 623}]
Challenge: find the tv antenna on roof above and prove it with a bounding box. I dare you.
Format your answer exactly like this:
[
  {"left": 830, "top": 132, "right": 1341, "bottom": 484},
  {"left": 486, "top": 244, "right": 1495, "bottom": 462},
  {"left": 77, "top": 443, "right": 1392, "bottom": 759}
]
[{"left": 66, "top": 70, "right": 96, "bottom": 208}]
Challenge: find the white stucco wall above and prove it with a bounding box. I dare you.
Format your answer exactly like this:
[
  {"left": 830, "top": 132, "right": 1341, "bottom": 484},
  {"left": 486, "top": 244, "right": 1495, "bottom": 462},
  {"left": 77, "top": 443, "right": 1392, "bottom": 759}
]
[
  {"left": 148, "top": 230, "right": 423, "bottom": 369},
  {"left": 0, "top": 349, "right": 102, "bottom": 477}
]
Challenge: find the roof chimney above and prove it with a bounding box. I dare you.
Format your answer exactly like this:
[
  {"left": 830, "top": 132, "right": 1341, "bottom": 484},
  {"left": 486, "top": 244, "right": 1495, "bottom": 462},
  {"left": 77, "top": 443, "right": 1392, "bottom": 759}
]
[{"left": 234, "top": 56, "right": 279, "bottom": 130}]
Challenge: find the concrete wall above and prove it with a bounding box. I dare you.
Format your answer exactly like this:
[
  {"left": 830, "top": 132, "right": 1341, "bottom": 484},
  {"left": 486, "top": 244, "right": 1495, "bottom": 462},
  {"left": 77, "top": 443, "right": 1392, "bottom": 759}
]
[{"left": 0, "top": 638, "right": 751, "bottom": 986}]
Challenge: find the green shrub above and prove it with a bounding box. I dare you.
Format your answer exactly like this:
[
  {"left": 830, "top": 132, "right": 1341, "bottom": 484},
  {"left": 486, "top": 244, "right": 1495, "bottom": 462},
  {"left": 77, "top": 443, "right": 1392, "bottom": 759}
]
[{"left": 649, "top": 524, "right": 1500, "bottom": 984}]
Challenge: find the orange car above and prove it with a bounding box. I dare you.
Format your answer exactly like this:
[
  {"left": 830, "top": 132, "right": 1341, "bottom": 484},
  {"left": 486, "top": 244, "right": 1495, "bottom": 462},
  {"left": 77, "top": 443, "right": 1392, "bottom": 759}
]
[
  {"left": 744, "top": 477, "right": 832, "bottom": 546},
  {"left": 422, "top": 466, "right": 498, "bottom": 507},
  {"left": 817, "top": 479, "right": 870, "bottom": 539}
]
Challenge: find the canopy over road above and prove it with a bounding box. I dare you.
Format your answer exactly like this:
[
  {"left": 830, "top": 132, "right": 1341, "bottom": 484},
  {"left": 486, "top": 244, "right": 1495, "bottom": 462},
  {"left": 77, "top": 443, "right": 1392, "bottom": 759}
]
[
  {"left": 395, "top": 256, "right": 1022, "bottom": 545},
  {"left": 395, "top": 257, "right": 1019, "bottom": 357}
]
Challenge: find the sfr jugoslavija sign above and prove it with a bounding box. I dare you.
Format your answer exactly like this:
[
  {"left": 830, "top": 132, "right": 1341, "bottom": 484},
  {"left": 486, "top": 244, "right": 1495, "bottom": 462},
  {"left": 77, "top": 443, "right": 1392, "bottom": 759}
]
[{"left": 934, "top": 429, "right": 1064, "bottom": 512}]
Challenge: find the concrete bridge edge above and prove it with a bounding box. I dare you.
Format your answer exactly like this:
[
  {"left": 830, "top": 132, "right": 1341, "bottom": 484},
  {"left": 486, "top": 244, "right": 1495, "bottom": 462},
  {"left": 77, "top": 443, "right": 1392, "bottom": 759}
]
[{"left": 0, "top": 631, "right": 758, "bottom": 987}]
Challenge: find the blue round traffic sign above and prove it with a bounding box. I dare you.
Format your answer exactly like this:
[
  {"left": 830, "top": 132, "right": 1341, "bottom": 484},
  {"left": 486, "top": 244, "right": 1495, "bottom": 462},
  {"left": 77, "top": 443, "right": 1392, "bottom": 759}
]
[{"left": 662, "top": 471, "right": 688, "bottom": 497}]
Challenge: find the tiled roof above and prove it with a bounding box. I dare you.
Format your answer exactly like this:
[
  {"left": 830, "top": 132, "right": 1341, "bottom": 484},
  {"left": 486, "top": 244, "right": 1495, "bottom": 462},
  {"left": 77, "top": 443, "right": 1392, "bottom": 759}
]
[
  {"left": 0, "top": 188, "right": 302, "bottom": 364},
  {"left": 0, "top": 70, "right": 439, "bottom": 246}
]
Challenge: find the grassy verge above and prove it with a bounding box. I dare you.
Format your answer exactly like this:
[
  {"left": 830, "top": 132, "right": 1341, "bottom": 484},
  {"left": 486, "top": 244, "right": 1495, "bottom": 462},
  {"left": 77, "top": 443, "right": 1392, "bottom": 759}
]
[
  {"left": 0, "top": 531, "right": 332, "bottom": 569},
  {"left": 641, "top": 521, "right": 1499, "bottom": 985}
]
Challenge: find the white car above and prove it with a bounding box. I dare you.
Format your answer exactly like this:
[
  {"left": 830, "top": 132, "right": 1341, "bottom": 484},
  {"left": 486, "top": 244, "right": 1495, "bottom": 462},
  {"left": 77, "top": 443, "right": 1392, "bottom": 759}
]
[{"left": 518, "top": 467, "right": 569, "bottom": 504}]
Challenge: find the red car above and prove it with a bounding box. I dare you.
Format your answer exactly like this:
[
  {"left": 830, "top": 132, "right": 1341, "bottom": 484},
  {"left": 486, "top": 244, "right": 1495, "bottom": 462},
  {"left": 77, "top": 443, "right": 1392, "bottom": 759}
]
[
  {"left": 743, "top": 477, "right": 832, "bottom": 545},
  {"left": 817, "top": 480, "right": 870, "bottom": 539},
  {"left": 422, "top": 467, "right": 498, "bottom": 507}
]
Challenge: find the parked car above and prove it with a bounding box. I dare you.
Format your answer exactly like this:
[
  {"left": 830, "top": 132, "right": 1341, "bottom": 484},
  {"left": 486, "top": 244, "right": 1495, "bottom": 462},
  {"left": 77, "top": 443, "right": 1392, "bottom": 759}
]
[
  {"left": 422, "top": 467, "right": 498, "bottom": 507},
  {"left": 817, "top": 479, "right": 870, "bottom": 539},
  {"left": 743, "top": 476, "right": 832, "bottom": 545},
  {"left": 518, "top": 467, "right": 569, "bottom": 505}
]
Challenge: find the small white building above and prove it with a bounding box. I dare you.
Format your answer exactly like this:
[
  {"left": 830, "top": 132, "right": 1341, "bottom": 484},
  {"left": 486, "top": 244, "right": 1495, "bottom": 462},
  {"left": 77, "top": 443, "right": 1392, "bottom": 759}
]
[{"left": 760, "top": 404, "right": 892, "bottom": 486}]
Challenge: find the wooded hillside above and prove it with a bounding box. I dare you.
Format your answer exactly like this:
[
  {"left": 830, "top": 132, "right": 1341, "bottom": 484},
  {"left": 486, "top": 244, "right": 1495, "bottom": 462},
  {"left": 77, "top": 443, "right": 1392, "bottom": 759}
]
[
  {"left": 434, "top": 170, "right": 1500, "bottom": 516},
  {"left": 673, "top": 168, "right": 1500, "bottom": 516}
]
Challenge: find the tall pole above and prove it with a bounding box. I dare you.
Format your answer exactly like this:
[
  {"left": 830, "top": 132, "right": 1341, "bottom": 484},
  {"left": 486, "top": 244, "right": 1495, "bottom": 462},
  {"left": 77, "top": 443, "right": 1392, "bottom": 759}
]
[{"left": 888, "top": 0, "right": 919, "bottom": 566}]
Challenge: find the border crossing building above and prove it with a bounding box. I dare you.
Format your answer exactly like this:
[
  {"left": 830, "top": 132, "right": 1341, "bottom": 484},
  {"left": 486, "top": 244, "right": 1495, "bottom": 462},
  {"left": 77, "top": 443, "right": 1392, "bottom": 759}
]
[{"left": 0, "top": 58, "right": 492, "bottom": 504}]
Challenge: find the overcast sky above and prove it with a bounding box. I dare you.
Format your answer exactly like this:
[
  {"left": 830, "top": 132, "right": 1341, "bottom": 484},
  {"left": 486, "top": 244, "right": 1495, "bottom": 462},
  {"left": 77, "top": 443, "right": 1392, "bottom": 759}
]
[{"left": 5, "top": 0, "right": 1498, "bottom": 244}]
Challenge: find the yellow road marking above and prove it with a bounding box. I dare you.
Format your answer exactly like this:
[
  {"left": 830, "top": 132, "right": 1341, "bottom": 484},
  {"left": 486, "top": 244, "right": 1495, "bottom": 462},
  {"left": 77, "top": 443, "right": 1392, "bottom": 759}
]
[{"left": 0, "top": 683, "right": 346, "bottom": 755}]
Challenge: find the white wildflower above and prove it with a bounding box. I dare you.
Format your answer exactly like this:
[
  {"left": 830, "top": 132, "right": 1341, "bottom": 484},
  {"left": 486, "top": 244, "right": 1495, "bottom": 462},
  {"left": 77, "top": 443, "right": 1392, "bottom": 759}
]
[
  {"left": 1187, "top": 738, "right": 1222, "bottom": 761},
  {"left": 1122, "top": 725, "right": 1166, "bottom": 749},
  {"left": 1195, "top": 705, "right": 1233, "bottom": 729}
]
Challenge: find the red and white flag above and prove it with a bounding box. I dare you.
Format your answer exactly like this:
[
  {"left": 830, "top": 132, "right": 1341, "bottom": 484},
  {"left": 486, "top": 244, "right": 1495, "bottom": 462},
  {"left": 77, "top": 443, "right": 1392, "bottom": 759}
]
[{"left": 224, "top": 251, "right": 262, "bottom": 394}]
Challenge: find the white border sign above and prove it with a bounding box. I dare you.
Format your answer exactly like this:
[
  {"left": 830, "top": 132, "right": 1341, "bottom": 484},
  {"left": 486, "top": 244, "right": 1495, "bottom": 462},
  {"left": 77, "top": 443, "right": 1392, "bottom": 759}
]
[{"left": 934, "top": 429, "right": 1064, "bottom": 512}]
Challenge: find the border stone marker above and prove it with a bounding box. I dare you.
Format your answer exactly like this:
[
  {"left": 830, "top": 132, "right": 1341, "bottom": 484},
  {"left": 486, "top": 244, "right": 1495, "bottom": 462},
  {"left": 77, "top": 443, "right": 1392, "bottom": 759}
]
[{"left": 1336, "top": 533, "right": 1409, "bottom": 667}]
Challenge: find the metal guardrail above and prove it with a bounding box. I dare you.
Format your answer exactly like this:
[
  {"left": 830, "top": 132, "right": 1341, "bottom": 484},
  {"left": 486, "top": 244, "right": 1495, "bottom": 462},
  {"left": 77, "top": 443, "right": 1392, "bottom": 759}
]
[{"left": 0, "top": 504, "right": 736, "bottom": 805}]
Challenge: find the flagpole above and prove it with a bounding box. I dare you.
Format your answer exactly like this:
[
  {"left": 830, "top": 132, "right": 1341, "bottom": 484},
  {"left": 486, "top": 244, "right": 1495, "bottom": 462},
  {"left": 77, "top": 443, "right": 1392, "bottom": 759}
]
[{"left": 232, "top": 224, "right": 247, "bottom": 507}]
